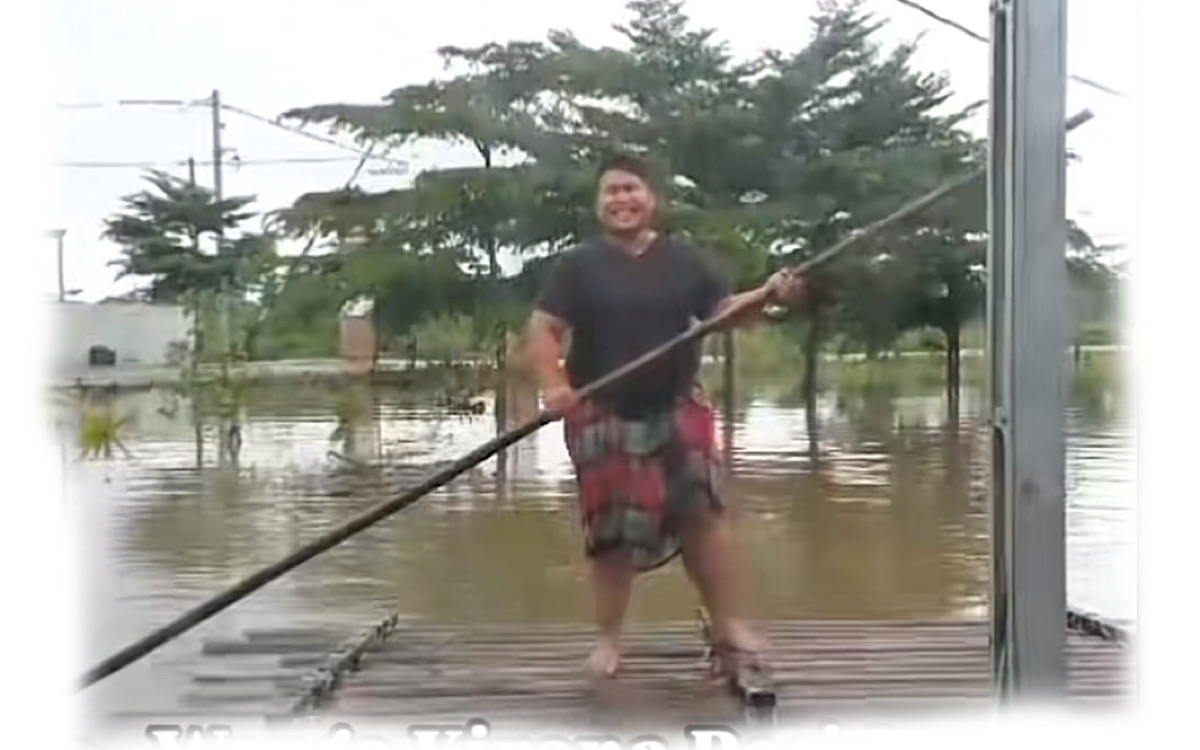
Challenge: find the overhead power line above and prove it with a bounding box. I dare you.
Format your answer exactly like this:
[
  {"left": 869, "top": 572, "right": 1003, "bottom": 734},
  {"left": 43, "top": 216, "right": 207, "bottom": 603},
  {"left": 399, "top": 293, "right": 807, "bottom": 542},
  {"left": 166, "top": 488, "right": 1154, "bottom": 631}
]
[
  {"left": 217, "top": 103, "right": 378, "bottom": 159},
  {"left": 53, "top": 96, "right": 409, "bottom": 173},
  {"left": 54, "top": 98, "right": 206, "bottom": 110},
  {"left": 55, "top": 155, "right": 390, "bottom": 169},
  {"left": 888, "top": 0, "right": 1124, "bottom": 98},
  {"left": 219, "top": 103, "right": 411, "bottom": 174}
]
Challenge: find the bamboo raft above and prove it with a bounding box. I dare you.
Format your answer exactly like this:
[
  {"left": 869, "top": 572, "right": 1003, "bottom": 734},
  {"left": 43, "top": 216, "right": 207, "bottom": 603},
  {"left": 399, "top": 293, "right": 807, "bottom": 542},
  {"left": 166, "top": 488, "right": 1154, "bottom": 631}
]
[{"left": 171, "top": 611, "right": 1131, "bottom": 732}]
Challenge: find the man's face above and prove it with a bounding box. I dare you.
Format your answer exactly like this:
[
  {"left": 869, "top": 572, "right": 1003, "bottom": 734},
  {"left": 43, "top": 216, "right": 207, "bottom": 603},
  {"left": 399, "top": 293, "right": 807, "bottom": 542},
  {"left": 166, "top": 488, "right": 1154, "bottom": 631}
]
[{"left": 596, "top": 168, "right": 656, "bottom": 233}]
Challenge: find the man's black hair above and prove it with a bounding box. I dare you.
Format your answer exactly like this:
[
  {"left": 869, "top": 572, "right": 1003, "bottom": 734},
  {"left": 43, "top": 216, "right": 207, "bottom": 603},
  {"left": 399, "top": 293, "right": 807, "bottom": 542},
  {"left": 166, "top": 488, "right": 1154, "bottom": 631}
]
[{"left": 595, "top": 152, "right": 658, "bottom": 190}]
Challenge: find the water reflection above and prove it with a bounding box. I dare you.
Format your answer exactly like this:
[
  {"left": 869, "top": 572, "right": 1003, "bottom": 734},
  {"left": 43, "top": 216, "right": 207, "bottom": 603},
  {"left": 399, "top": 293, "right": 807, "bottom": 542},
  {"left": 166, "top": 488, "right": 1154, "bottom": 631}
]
[{"left": 67, "top": 359, "right": 1133, "bottom": 715}]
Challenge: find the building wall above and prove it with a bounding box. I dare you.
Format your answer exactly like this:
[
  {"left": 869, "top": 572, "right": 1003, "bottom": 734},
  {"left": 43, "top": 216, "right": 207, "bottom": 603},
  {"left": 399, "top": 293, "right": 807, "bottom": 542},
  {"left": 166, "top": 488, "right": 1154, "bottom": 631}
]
[{"left": 51, "top": 300, "right": 190, "bottom": 375}]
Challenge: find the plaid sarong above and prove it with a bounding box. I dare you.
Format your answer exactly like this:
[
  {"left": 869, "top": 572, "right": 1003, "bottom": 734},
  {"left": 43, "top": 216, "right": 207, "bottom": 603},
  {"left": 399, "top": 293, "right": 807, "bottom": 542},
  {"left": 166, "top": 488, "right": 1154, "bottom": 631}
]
[{"left": 562, "top": 387, "right": 726, "bottom": 573}]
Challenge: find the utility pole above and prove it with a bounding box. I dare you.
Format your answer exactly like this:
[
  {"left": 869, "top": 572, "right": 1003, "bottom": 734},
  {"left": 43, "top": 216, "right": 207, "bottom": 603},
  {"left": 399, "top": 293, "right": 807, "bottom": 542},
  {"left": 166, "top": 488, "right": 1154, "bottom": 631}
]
[
  {"left": 211, "top": 90, "right": 224, "bottom": 207},
  {"left": 987, "top": 0, "right": 1069, "bottom": 703},
  {"left": 209, "top": 89, "right": 239, "bottom": 465},
  {"left": 186, "top": 156, "right": 205, "bottom": 469},
  {"left": 46, "top": 229, "right": 66, "bottom": 301}
]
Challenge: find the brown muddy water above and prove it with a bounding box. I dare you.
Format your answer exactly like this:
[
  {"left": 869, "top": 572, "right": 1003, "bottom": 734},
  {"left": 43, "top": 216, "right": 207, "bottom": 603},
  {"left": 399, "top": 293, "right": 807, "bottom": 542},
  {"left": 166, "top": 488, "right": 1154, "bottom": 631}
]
[{"left": 61, "top": 360, "right": 1133, "bottom": 721}]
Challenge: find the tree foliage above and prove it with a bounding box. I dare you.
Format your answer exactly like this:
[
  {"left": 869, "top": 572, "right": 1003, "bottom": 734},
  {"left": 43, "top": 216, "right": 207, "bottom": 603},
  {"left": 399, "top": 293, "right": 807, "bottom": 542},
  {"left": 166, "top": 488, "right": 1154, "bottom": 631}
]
[{"left": 103, "top": 170, "right": 275, "bottom": 304}]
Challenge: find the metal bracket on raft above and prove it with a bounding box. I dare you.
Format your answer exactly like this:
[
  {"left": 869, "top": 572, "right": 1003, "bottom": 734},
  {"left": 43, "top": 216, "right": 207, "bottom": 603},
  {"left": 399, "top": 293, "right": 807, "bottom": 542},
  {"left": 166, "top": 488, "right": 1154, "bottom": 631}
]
[
  {"left": 695, "top": 607, "right": 777, "bottom": 726},
  {"left": 288, "top": 612, "right": 403, "bottom": 716},
  {"left": 1067, "top": 608, "right": 1131, "bottom": 645}
]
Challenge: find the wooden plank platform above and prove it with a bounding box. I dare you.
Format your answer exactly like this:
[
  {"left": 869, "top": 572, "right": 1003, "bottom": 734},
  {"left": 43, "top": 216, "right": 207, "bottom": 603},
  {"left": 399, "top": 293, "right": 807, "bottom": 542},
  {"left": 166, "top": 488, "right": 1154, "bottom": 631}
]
[{"left": 183, "top": 618, "right": 1131, "bottom": 731}]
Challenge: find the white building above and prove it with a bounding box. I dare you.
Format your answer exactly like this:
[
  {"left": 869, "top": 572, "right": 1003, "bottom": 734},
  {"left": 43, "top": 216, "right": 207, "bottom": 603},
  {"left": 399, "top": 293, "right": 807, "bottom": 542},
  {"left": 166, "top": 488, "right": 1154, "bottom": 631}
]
[{"left": 50, "top": 299, "right": 191, "bottom": 381}]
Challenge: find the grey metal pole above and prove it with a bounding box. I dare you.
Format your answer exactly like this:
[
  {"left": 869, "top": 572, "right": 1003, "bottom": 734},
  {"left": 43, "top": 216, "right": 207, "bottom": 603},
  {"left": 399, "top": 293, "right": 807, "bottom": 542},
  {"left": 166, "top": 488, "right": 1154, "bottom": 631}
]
[
  {"left": 210, "top": 89, "right": 238, "bottom": 464},
  {"left": 185, "top": 155, "right": 205, "bottom": 469},
  {"left": 210, "top": 90, "right": 224, "bottom": 203},
  {"left": 986, "top": 0, "right": 1012, "bottom": 700},
  {"left": 987, "top": 0, "right": 1069, "bottom": 702},
  {"left": 47, "top": 229, "right": 66, "bottom": 301},
  {"left": 57, "top": 232, "right": 65, "bottom": 302}
]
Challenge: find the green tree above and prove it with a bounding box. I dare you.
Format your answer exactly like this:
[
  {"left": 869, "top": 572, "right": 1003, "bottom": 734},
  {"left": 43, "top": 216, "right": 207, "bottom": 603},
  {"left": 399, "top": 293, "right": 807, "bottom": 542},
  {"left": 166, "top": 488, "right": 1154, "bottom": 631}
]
[
  {"left": 277, "top": 40, "right": 575, "bottom": 361},
  {"left": 101, "top": 168, "right": 281, "bottom": 467},
  {"left": 1065, "top": 219, "right": 1121, "bottom": 360},
  {"left": 248, "top": 255, "right": 345, "bottom": 359},
  {"left": 740, "top": 0, "right": 979, "bottom": 418},
  {"left": 885, "top": 161, "right": 987, "bottom": 419},
  {"left": 524, "top": 0, "right": 773, "bottom": 283},
  {"left": 102, "top": 170, "right": 271, "bottom": 305}
]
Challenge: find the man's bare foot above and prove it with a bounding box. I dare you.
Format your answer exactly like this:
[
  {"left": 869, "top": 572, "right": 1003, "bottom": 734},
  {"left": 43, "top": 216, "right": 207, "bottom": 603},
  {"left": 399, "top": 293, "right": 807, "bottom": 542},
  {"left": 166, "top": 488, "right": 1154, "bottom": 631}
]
[
  {"left": 584, "top": 635, "right": 621, "bottom": 678},
  {"left": 710, "top": 619, "right": 769, "bottom": 675}
]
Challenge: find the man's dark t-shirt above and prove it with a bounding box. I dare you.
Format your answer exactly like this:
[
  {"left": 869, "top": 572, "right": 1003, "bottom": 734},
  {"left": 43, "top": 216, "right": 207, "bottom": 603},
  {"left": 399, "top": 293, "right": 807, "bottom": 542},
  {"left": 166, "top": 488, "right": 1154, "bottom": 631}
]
[{"left": 534, "top": 234, "right": 731, "bottom": 417}]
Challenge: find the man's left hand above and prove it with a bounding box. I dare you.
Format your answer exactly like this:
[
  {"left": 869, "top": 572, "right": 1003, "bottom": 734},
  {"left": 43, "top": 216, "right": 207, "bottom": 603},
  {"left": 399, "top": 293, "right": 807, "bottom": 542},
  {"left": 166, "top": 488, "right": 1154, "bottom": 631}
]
[{"left": 762, "top": 268, "right": 805, "bottom": 306}]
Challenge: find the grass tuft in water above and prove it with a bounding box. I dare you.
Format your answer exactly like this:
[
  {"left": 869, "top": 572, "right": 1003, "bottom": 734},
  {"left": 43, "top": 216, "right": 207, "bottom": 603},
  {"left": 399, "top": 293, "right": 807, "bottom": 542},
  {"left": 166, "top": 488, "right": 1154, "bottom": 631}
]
[{"left": 79, "top": 406, "right": 132, "bottom": 460}]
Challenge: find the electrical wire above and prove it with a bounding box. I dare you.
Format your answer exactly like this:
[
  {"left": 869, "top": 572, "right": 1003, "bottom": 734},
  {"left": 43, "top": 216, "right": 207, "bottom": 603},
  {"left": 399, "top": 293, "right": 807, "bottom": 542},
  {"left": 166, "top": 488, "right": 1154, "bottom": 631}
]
[
  {"left": 218, "top": 102, "right": 408, "bottom": 171},
  {"left": 56, "top": 156, "right": 374, "bottom": 169},
  {"left": 888, "top": 0, "right": 1124, "bottom": 98},
  {"left": 53, "top": 99, "right": 204, "bottom": 110},
  {"left": 52, "top": 97, "right": 409, "bottom": 174}
]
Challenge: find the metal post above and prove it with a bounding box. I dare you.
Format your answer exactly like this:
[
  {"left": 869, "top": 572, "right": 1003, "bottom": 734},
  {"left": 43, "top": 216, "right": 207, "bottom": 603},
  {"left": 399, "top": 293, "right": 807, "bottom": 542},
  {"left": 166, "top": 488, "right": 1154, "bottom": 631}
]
[
  {"left": 210, "top": 89, "right": 238, "bottom": 464},
  {"left": 986, "top": 0, "right": 1012, "bottom": 699},
  {"left": 987, "top": 0, "right": 1069, "bottom": 701},
  {"left": 56, "top": 232, "right": 65, "bottom": 302},
  {"left": 47, "top": 229, "right": 66, "bottom": 301},
  {"left": 211, "top": 90, "right": 224, "bottom": 204}
]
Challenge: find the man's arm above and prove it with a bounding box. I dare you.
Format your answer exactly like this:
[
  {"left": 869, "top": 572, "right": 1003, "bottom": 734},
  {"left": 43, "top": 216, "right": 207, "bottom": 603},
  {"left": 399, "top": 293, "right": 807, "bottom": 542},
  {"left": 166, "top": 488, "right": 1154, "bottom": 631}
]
[
  {"left": 691, "top": 245, "right": 776, "bottom": 331},
  {"left": 710, "top": 288, "right": 775, "bottom": 330},
  {"left": 526, "top": 310, "right": 572, "bottom": 391},
  {"left": 526, "top": 253, "right": 577, "bottom": 392}
]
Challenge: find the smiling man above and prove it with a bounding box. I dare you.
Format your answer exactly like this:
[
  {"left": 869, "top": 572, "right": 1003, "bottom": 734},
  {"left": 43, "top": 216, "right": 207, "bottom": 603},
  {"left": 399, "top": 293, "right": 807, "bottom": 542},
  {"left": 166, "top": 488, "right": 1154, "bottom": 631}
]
[{"left": 525, "top": 153, "right": 805, "bottom": 679}]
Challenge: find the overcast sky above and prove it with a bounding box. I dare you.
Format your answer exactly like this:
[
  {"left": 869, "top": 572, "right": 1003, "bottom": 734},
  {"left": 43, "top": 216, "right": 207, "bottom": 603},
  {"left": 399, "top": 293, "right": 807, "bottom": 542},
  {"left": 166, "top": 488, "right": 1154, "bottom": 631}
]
[{"left": 46, "top": 0, "right": 1135, "bottom": 301}]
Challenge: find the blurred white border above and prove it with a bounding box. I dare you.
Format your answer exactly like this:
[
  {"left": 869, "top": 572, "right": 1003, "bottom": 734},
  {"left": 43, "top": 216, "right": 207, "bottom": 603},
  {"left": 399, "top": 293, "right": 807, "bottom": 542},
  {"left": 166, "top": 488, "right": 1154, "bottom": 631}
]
[{"left": 9, "top": 0, "right": 1188, "bottom": 748}]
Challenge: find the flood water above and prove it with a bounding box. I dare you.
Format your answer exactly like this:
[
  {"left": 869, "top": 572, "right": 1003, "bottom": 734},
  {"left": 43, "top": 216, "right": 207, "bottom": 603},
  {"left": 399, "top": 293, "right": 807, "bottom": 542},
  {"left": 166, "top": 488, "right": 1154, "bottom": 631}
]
[{"left": 63, "top": 357, "right": 1134, "bottom": 719}]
